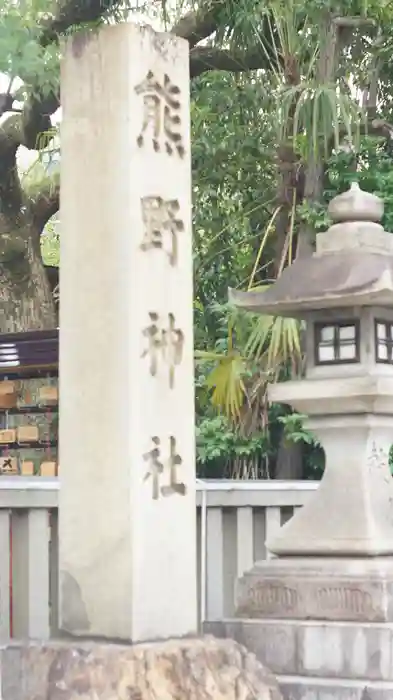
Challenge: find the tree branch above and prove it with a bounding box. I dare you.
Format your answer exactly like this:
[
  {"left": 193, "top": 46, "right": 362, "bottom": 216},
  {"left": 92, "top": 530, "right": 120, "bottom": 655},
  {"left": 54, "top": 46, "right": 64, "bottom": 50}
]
[
  {"left": 29, "top": 172, "right": 60, "bottom": 231},
  {"left": 190, "top": 46, "right": 274, "bottom": 78},
  {"left": 21, "top": 0, "right": 233, "bottom": 147},
  {"left": 0, "top": 0, "right": 274, "bottom": 225},
  {"left": 2, "top": 0, "right": 273, "bottom": 153},
  {"left": 333, "top": 16, "right": 376, "bottom": 28},
  {"left": 39, "top": 0, "right": 116, "bottom": 45},
  {"left": 171, "top": 0, "right": 228, "bottom": 48},
  {"left": 0, "top": 0, "right": 125, "bottom": 155},
  {"left": 13, "top": 0, "right": 230, "bottom": 151}
]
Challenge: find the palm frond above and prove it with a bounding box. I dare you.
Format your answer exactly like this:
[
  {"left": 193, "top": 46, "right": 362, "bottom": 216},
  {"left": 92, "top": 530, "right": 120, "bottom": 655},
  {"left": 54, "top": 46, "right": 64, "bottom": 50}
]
[
  {"left": 204, "top": 352, "right": 247, "bottom": 419},
  {"left": 245, "top": 313, "right": 303, "bottom": 374},
  {"left": 281, "top": 82, "right": 363, "bottom": 157}
]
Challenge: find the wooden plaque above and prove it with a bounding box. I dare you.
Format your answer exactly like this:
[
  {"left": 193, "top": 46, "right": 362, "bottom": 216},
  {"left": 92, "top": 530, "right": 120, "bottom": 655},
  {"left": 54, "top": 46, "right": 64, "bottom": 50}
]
[
  {"left": 0, "top": 381, "right": 16, "bottom": 396},
  {"left": 21, "top": 461, "right": 34, "bottom": 476},
  {"left": 0, "top": 429, "right": 16, "bottom": 444},
  {"left": 40, "top": 461, "right": 57, "bottom": 477},
  {"left": 17, "top": 425, "right": 39, "bottom": 443},
  {"left": 38, "top": 386, "right": 58, "bottom": 405}
]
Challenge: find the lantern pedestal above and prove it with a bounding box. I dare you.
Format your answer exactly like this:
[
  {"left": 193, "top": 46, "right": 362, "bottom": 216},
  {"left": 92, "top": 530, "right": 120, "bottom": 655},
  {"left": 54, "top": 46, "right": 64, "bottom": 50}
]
[{"left": 266, "top": 411, "right": 393, "bottom": 559}]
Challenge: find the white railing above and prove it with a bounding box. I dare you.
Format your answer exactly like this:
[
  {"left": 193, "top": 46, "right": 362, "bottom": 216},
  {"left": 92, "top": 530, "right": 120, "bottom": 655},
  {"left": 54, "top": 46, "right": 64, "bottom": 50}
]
[{"left": 0, "top": 477, "right": 318, "bottom": 639}]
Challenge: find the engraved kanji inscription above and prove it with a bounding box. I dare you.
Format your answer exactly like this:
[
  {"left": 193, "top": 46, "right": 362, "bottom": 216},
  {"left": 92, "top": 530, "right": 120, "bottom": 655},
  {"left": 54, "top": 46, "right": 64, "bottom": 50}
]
[
  {"left": 140, "top": 196, "right": 184, "bottom": 266},
  {"left": 143, "top": 436, "right": 186, "bottom": 500},
  {"left": 134, "top": 71, "right": 185, "bottom": 157},
  {"left": 142, "top": 312, "right": 184, "bottom": 388}
]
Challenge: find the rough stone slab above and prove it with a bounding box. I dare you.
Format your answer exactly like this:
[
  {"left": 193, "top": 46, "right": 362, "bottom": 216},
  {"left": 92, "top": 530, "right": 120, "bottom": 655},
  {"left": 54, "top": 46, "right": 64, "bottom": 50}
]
[
  {"left": 279, "top": 675, "right": 393, "bottom": 700},
  {"left": 0, "top": 635, "right": 282, "bottom": 700},
  {"left": 236, "top": 558, "right": 393, "bottom": 622},
  {"left": 205, "top": 618, "right": 393, "bottom": 682}
]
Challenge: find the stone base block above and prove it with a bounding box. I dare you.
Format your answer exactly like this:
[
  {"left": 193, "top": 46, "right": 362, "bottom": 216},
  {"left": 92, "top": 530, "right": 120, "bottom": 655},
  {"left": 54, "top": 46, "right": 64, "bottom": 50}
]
[
  {"left": 0, "top": 635, "right": 282, "bottom": 700},
  {"left": 279, "top": 676, "right": 393, "bottom": 700},
  {"left": 236, "top": 557, "right": 393, "bottom": 622},
  {"left": 205, "top": 618, "right": 393, "bottom": 681},
  {"left": 205, "top": 618, "right": 393, "bottom": 699}
]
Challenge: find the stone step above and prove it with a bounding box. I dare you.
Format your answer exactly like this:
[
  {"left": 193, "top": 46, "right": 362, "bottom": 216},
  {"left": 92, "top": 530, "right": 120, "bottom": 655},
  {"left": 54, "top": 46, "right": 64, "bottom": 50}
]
[
  {"left": 278, "top": 674, "right": 393, "bottom": 699},
  {"left": 205, "top": 618, "right": 393, "bottom": 682}
]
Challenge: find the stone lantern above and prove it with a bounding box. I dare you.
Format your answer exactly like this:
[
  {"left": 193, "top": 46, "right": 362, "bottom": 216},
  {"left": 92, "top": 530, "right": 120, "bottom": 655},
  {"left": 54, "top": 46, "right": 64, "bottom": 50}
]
[{"left": 219, "top": 183, "right": 393, "bottom": 697}]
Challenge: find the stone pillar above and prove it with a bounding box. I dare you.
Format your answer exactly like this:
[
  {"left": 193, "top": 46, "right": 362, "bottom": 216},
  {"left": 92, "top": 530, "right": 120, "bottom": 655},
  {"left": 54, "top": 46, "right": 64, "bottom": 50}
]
[{"left": 59, "top": 23, "right": 197, "bottom": 641}]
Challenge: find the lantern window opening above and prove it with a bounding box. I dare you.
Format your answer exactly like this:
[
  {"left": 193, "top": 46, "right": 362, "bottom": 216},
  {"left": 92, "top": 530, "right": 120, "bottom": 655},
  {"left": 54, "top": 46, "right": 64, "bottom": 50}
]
[
  {"left": 375, "top": 320, "right": 393, "bottom": 364},
  {"left": 314, "top": 321, "right": 360, "bottom": 365}
]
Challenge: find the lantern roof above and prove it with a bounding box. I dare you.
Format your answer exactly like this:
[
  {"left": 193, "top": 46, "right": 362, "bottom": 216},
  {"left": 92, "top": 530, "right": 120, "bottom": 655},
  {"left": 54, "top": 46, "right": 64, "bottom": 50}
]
[{"left": 230, "top": 183, "right": 393, "bottom": 318}]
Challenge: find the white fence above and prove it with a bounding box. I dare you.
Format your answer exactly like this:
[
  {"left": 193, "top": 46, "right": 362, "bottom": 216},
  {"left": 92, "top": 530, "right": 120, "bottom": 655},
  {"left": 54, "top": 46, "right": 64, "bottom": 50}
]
[{"left": 0, "top": 477, "right": 318, "bottom": 639}]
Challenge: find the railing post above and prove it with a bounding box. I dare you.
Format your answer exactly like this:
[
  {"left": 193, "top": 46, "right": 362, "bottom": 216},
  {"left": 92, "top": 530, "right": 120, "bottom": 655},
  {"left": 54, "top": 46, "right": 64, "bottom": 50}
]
[
  {"left": 206, "top": 507, "right": 224, "bottom": 620},
  {"left": 0, "top": 509, "right": 10, "bottom": 639},
  {"left": 236, "top": 506, "right": 254, "bottom": 577},
  {"left": 11, "top": 508, "right": 51, "bottom": 639},
  {"left": 49, "top": 509, "right": 59, "bottom": 637},
  {"left": 265, "top": 506, "right": 282, "bottom": 560},
  {"left": 197, "top": 480, "right": 207, "bottom": 626}
]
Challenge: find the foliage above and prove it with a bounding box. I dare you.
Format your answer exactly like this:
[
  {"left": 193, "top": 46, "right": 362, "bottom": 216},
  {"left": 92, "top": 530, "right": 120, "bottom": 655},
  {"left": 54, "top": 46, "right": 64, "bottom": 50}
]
[
  {"left": 196, "top": 414, "right": 271, "bottom": 478},
  {"left": 195, "top": 141, "right": 393, "bottom": 478},
  {"left": 0, "top": 0, "right": 59, "bottom": 96},
  {"left": 192, "top": 71, "right": 277, "bottom": 319},
  {"left": 277, "top": 413, "right": 325, "bottom": 479},
  {"left": 189, "top": 0, "right": 393, "bottom": 479},
  {"left": 196, "top": 127, "right": 393, "bottom": 476},
  {"left": 41, "top": 219, "right": 60, "bottom": 266},
  {"left": 4, "top": 0, "right": 393, "bottom": 476},
  {"left": 277, "top": 413, "right": 318, "bottom": 446}
]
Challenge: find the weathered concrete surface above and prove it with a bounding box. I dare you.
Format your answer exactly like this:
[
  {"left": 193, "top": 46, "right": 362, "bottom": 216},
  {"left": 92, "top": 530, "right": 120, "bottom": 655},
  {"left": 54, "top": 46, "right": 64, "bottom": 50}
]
[{"left": 1, "top": 635, "right": 282, "bottom": 700}]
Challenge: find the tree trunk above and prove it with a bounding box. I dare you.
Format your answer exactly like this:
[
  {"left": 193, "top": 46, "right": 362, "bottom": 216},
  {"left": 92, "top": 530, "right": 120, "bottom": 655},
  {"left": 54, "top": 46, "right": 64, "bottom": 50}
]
[
  {"left": 273, "top": 53, "right": 302, "bottom": 276},
  {"left": 0, "top": 225, "right": 56, "bottom": 333},
  {"left": 297, "top": 11, "right": 339, "bottom": 257},
  {"left": 273, "top": 145, "right": 300, "bottom": 274},
  {"left": 296, "top": 155, "right": 324, "bottom": 258},
  {"left": 275, "top": 439, "right": 304, "bottom": 480},
  {"left": 275, "top": 14, "right": 339, "bottom": 479}
]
